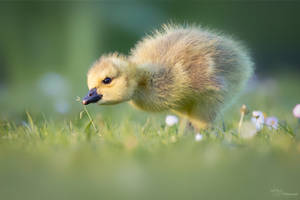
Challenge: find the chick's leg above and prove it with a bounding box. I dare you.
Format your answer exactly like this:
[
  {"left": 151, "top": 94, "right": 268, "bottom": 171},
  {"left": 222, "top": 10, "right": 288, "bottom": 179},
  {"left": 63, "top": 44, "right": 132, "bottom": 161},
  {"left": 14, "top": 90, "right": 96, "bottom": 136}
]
[
  {"left": 173, "top": 108, "right": 211, "bottom": 133},
  {"left": 188, "top": 102, "right": 219, "bottom": 132},
  {"left": 178, "top": 117, "right": 188, "bottom": 136},
  {"left": 189, "top": 118, "right": 209, "bottom": 132},
  {"left": 171, "top": 111, "right": 194, "bottom": 135}
]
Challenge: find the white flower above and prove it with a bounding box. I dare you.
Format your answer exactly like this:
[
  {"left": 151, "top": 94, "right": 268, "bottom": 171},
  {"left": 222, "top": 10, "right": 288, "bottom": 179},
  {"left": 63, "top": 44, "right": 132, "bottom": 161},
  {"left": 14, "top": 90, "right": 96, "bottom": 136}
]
[
  {"left": 265, "top": 116, "right": 279, "bottom": 130},
  {"left": 251, "top": 110, "right": 264, "bottom": 131},
  {"left": 165, "top": 115, "right": 179, "bottom": 126},
  {"left": 293, "top": 104, "right": 300, "bottom": 118},
  {"left": 195, "top": 133, "right": 203, "bottom": 141},
  {"left": 240, "top": 122, "right": 258, "bottom": 139}
]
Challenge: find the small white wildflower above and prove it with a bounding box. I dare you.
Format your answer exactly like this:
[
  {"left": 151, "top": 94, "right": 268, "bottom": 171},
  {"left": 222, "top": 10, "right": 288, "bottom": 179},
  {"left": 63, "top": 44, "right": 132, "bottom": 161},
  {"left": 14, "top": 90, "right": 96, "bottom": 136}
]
[
  {"left": 251, "top": 110, "right": 264, "bottom": 131},
  {"left": 265, "top": 116, "right": 279, "bottom": 130},
  {"left": 165, "top": 115, "right": 179, "bottom": 126},
  {"left": 240, "top": 122, "right": 257, "bottom": 139},
  {"left": 293, "top": 104, "right": 300, "bottom": 118},
  {"left": 195, "top": 133, "right": 203, "bottom": 142}
]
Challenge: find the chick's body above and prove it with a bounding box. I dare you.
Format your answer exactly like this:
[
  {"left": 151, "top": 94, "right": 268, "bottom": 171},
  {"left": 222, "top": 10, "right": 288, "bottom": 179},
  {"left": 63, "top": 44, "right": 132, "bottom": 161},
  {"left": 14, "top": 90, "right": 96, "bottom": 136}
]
[
  {"left": 129, "top": 25, "right": 253, "bottom": 128},
  {"left": 85, "top": 25, "right": 253, "bottom": 129}
]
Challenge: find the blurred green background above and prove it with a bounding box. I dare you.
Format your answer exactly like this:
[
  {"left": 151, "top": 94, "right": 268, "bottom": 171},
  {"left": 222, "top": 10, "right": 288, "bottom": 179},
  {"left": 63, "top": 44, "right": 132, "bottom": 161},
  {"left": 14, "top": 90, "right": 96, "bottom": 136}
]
[
  {"left": 0, "top": 0, "right": 299, "bottom": 120},
  {"left": 1, "top": 2, "right": 300, "bottom": 200}
]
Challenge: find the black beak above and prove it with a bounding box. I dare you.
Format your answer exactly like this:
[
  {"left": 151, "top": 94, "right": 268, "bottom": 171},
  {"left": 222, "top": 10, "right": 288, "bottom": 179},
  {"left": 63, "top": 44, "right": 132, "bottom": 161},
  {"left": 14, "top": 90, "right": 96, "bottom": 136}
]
[{"left": 82, "top": 88, "right": 102, "bottom": 105}]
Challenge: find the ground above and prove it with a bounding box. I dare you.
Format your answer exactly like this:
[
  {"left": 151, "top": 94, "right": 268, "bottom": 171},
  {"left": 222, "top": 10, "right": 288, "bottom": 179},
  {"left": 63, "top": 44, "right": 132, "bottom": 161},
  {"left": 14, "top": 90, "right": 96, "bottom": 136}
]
[{"left": 0, "top": 74, "right": 300, "bottom": 200}]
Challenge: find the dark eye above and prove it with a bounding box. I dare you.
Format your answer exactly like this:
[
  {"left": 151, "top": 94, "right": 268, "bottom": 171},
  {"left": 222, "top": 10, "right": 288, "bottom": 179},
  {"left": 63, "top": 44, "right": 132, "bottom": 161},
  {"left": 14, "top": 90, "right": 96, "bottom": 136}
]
[{"left": 102, "top": 77, "right": 112, "bottom": 84}]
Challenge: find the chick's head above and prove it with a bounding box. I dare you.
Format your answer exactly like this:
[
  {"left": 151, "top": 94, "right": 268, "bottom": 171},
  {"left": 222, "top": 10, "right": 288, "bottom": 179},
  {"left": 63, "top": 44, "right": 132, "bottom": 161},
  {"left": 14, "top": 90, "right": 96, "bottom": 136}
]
[{"left": 83, "top": 54, "right": 138, "bottom": 105}]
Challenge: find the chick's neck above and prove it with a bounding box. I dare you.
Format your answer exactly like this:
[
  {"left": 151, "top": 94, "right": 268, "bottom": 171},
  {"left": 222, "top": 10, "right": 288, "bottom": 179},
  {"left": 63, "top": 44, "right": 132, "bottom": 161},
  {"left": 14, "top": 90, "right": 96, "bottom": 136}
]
[{"left": 131, "top": 63, "right": 175, "bottom": 111}]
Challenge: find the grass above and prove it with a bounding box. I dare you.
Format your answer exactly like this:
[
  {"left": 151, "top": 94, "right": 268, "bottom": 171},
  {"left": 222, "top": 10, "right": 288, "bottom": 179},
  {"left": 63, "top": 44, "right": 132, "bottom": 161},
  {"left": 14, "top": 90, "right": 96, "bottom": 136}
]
[{"left": 1, "top": 74, "right": 300, "bottom": 200}]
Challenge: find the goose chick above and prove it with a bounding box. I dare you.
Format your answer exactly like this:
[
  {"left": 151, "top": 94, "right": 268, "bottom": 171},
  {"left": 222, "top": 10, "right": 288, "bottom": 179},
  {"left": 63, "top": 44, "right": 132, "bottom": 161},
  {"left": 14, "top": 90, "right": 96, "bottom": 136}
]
[{"left": 82, "top": 24, "right": 254, "bottom": 130}]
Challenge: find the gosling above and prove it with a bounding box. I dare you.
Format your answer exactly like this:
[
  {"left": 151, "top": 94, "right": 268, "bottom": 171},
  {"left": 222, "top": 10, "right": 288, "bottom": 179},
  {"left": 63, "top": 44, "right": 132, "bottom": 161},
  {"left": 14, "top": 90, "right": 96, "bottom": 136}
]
[{"left": 82, "top": 24, "right": 254, "bottom": 130}]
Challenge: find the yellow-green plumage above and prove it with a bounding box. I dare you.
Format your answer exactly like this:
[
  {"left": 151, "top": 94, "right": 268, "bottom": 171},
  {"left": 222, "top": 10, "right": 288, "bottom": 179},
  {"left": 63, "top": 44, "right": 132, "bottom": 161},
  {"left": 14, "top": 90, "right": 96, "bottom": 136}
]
[{"left": 85, "top": 24, "right": 254, "bottom": 129}]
